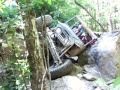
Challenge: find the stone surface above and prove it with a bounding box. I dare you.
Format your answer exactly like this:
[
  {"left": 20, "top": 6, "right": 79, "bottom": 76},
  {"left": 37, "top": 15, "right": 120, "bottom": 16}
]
[
  {"left": 70, "top": 64, "right": 83, "bottom": 75},
  {"left": 88, "top": 31, "right": 120, "bottom": 81},
  {"left": 51, "top": 75, "right": 94, "bottom": 90},
  {"left": 83, "top": 65, "right": 102, "bottom": 78},
  {"left": 77, "top": 74, "right": 83, "bottom": 78},
  {"left": 51, "top": 74, "right": 113, "bottom": 90},
  {"left": 82, "top": 73, "right": 96, "bottom": 81},
  {"left": 51, "top": 32, "right": 120, "bottom": 89}
]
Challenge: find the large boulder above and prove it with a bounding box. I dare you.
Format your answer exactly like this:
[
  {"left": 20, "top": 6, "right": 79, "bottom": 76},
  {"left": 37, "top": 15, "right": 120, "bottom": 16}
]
[
  {"left": 51, "top": 75, "right": 94, "bottom": 90},
  {"left": 50, "top": 31, "right": 120, "bottom": 90},
  {"left": 87, "top": 31, "right": 120, "bottom": 81}
]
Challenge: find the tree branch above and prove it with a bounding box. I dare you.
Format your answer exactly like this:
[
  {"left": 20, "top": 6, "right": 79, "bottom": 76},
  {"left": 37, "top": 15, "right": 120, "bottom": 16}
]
[{"left": 74, "top": 0, "right": 106, "bottom": 31}]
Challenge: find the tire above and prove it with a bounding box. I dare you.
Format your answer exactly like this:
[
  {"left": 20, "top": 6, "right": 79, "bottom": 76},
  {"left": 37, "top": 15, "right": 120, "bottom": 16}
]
[{"left": 49, "top": 59, "right": 73, "bottom": 80}]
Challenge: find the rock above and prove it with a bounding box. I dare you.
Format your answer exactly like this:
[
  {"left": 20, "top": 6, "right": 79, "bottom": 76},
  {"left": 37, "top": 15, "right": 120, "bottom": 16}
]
[
  {"left": 78, "top": 51, "right": 89, "bottom": 66},
  {"left": 51, "top": 75, "right": 94, "bottom": 90},
  {"left": 82, "top": 73, "right": 96, "bottom": 81},
  {"left": 77, "top": 74, "right": 83, "bottom": 78},
  {"left": 106, "top": 79, "right": 114, "bottom": 85},
  {"left": 94, "top": 87, "right": 102, "bottom": 90},
  {"left": 51, "top": 73, "right": 110, "bottom": 90},
  {"left": 70, "top": 64, "right": 83, "bottom": 75},
  {"left": 83, "top": 65, "right": 101, "bottom": 78},
  {"left": 94, "top": 78, "right": 109, "bottom": 90},
  {"left": 51, "top": 31, "right": 120, "bottom": 90},
  {"left": 87, "top": 31, "right": 120, "bottom": 81}
]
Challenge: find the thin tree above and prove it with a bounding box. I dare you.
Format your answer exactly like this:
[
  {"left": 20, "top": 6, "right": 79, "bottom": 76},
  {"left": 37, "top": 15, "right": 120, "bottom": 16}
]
[{"left": 22, "top": 0, "right": 48, "bottom": 90}]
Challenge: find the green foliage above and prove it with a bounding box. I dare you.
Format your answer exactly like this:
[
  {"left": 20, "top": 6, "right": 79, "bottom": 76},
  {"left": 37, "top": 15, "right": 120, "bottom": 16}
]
[
  {"left": 0, "top": 0, "right": 79, "bottom": 89},
  {"left": 95, "top": 78, "right": 107, "bottom": 87},
  {"left": 1, "top": 59, "right": 30, "bottom": 90},
  {"left": 0, "top": 0, "right": 4, "bottom": 12},
  {"left": 18, "top": 0, "right": 80, "bottom": 27},
  {"left": 95, "top": 77, "right": 120, "bottom": 90},
  {"left": 0, "top": 3, "right": 18, "bottom": 22},
  {"left": 113, "top": 77, "right": 120, "bottom": 87},
  {"left": 0, "top": 26, "right": 30, "bottom": 89},
  {"left": 0, "top": 2, "right": 29, "bottom": 89},
  {"left": 106, "top": 77, "right": 120, "bottom": 90},
  {"left": 1, "top": 7, "right": 18, "bottom": 18}
]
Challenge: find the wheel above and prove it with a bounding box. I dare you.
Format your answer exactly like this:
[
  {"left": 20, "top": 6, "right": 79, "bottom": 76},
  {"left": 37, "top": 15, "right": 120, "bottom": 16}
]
[
  {"left": 49, "top": 59, "right": 73, "bottom": 80},
  {"left": 46, "top": 32, "right": 73, "bottom": 80}
]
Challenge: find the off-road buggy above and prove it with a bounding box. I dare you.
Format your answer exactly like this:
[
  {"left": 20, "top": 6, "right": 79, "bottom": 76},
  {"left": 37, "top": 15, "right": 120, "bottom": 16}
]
[{"left": 37, "top": 15, "right": 98, "bottom": 79}]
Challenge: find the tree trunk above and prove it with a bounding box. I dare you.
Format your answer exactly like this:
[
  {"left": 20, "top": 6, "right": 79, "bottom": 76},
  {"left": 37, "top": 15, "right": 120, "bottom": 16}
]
[{"left": 23, "top": 9, "right": 47, "bottom": 90}]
